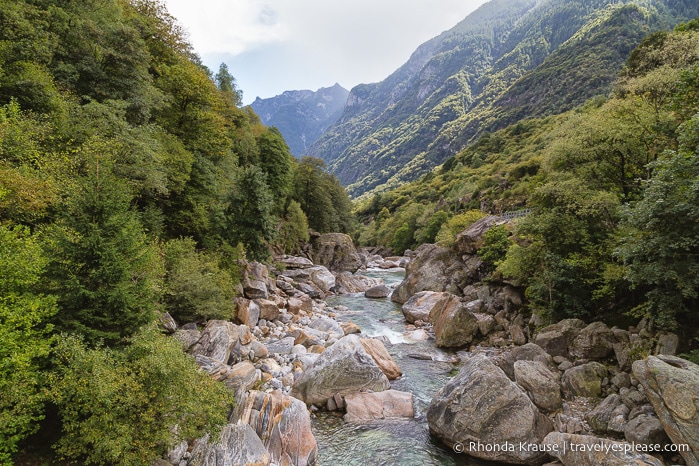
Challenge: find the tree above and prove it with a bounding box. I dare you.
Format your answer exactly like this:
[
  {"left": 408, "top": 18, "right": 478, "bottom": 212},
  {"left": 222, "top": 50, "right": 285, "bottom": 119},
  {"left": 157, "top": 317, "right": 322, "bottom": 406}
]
[
  {"left": 48, "top": 325, "right": 234, "bottom": 465},
  {"left": 44, "top": 158, "right": 162, "bottom": 346},
  {"left": 277, "top": 200, "right": 310, "bottom": 253},
  {"left": 214, "top": 63, "right": 243, "bottom": 106},
  {"left": 224, "top": 165, "right": 276, "bottom": 261},
  {"left": 257, "top": 127, "right": 293, "bottom": 210},
  {"left": 616, "top": 114, "right": 699, "bottom": 330},
  {"left": 0, "top": 225, "right": 56, "bottom": 463},
  {"left": 162, "top": 237, "right": 236, "bottom": 324}
]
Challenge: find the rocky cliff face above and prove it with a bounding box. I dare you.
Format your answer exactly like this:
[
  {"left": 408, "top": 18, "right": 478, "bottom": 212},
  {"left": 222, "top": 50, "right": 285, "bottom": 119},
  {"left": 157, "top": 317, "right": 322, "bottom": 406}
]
[{"left": 250, "top": 83, "right": 349, "bottom": 157}]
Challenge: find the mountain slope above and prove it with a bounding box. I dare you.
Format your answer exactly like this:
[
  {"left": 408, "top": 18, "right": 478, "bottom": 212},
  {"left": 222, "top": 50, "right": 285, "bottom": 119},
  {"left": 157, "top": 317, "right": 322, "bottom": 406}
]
[
  {"left": 250, "top": 83, "right": 349, "bottom": 157},
  {"left": 307, "top": 0, "right": 699, "bottom": 198}
]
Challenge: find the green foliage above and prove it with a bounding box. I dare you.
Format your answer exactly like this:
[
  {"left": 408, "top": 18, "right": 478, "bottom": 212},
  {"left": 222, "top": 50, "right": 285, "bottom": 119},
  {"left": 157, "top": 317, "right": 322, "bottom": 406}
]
[
  {"left": 478, "top": 224, "right": 511, "bottom": 267},
  {"left": 616, "top": 115, "right": 699, "bottom": 329},
  {"left": 44, "top": 160, "right": 162, "bottom": 346},
  {"left": 257, "top": 127, "right": 294, "bottom": 210},
  {"left": 293, "top": 157, "right": 355, "bottom": 234},
  {"left": 224, "top": 165, "right": 276, "bottom": 261},
  {"left": 277, "top": 200, "right": 310, "bottom": 253},
  {"left": 48, "top": 326, "right": 234, "bottom": 465},
  {"left": 162, "top": 238, "right": 236, "bottom": 324},
  {"left": 435, "top": 210, "right": 486, "bottom": 248},
  {"left": 0, "top": 225, "right": 56, "bottom": 463}
]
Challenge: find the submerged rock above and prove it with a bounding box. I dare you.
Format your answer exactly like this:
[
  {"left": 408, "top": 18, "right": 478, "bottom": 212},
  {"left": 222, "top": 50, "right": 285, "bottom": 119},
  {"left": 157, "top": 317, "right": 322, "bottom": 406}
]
[
  {"left": 344, "top": 390, "right": 414, "bottom": 422},
  {"left": 364, "top": 284, "right": 390, "bottom": 298}
]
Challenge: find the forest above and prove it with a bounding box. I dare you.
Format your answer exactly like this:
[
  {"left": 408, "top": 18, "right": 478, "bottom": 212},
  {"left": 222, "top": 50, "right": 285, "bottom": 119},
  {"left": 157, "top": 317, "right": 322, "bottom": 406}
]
[{"left": 0, "top": 0, "right": 353, "bottom": 463}]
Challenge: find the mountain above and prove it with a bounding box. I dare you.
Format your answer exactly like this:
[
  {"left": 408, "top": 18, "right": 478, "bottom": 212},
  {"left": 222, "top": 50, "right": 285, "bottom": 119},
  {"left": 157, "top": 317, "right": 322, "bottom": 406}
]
[
  {"left": 250, "top": 83, "right": 349, "bottom": 157},
  {"left": 306, "top": 0, "right": 699, "bottom": 198}
]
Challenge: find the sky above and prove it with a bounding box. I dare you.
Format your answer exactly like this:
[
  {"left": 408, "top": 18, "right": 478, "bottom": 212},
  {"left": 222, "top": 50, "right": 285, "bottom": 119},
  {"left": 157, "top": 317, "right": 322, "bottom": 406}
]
[{"left": 162, "top": 0, "right": 489, "bottom": 105}]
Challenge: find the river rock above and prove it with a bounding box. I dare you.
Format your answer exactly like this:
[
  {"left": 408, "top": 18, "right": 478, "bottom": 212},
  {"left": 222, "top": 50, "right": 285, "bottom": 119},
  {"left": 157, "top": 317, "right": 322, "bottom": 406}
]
[
  {"left": 308, "top": 316, "right": 344, "bottom": 340},
  {"left": 624, "top": 413, "right": 669, "bottom": 446},
  {"left": 534, "top": 319, "right": 586, "bottom": 357},
  {"left": 632, "top": 355, "right": 699, "bottom": 466},
  {"left": 281, "top": 266, "right": 336, "bottom": 295},
  {"left": 309, "top": 232, "right": 363, "bottom": 273},
  {"left": 254, "top": 298, "right": 280, "bottom": 322},
  {"left": 194, "top": 356, "right": 259, "bottom": 398},
  {"left": 344, "top": 390, "right": 414, "bottom": 422},
  {"left": 359, "top": 337, "right": 402, "bottom": 380},
  {"left": 569, "top": 321, "right": 616, "bottom": 360},
  {"left": 286, "top": 295, "right": 313, "bottom": 315},
  {"left": 174, "top": 328, "right": 201, "bottom": 351},
  {"left": 235, "top": 390, "right": 318, "bottom": 466},
  {"left": 333, "top": 272, "right": 383, "bottom": 294},
  {"left": 291, "top": 334, "right": 390, "bottom": 406},
  {"left": 365, "top": 285, "right": 390, "bottom": 298},
  {"left": 542, "top": 432, "right": 664, "bottom": 466},
  {"left": 498, "top": 342, "right": 554, "bottom": 380},
  {"left": 391, "top": 243, "right": 480, "bottom": 304},
  {"left": 561, "top": 362, "right": 607, "bottom": 398},
  {"left": 586, "top": 394, "right": 622, "bottom": 434},
  {"left": 429, "top": 294, "right": 479, "bottom": 348},
  {"left": 187, "top": 423, "right": 271, "bottom": 466},
  {"left": 514, "top": 360, "right": 562, "bottom": 413},
  {"left": 401, "top": 291, "right": 445, "bottom": 324},
  {"left": 158, "top": 312, "right": 178, "bottom": 333},
  {"left": 427, "top": 354, "right": 552, "bottom": 465},
  {"left": 190, "top": 320, "right": 252, "bottom": 365},
  {"left": 340, "top": 321, "right": 361, "bottom": 335},
  {"left": 243, "top": 262, "right": 270, "bottom": 299},
  {"left": 277, "top": 255, "right": 314, "bottom": 269},
  {"left": 236, "top": 298, "right": 260, "bottom": 328},
  {"left": 654, "top": 332, "right": 679, "bottom": 356}
]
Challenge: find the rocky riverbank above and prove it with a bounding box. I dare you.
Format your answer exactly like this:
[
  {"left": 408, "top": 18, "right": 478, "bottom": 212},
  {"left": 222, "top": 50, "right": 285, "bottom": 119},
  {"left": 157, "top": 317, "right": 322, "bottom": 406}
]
[{"left": 158, "top": 229, "right": 699, "bottom": 466}]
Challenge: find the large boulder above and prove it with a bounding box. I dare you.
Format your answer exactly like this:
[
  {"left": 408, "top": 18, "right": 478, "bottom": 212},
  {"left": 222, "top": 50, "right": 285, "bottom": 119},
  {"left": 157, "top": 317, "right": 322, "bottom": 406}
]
[
  {"left": 235, "top": 390, "right": 318, "bottom": 466},
  {"left": 194, "top": 357, "right": 259, "bottom": 400},
  {"left": 364, "top": 285, "right": 390, "bottom": 299},
  {"left": 534, "top": 319, "right": 585, "bottom": 357},
  {"left": 427, "top": 354, "right": 552, "bottom": 465},
  {"left": 243, "top": 262, "right": 271, "bottom": 299},
  {"left": 633, "top": 355, "right": 699, "bottom": 466},
  {"left": 344, "top": 390, "right": 414, "bottom": 422},
  {"left": 569, "top": 321, "right": 616, "bottom": 360},
  {"left": 561, "top": 362, "right": 607, "bottom": 398},
  {"left": 401, "top": 291, "right": 447, "bottom": 324},
  {"left": 280, "top": 266, "right": 336, "bottom": 296},
  {"left": 291, "top": 334, "right": 390, "bottom": 406},
  {"left": 497, "top": 342, "right": 555, "bottom": 380},
  {"left": 309, "top": 233, "right": 363, "bottom": 273},
  {"left": 429, "top": 293, "right": 479, "bottom": 348},
  {"left": 236, "top": 298, "right": 260, "bottom": 328},
  {"left": 542, "top": 432, "right": 664, "bottom": 466},
  {"left": 586, "top": 394, "right": 623, "bottom": 434},
  {"left": 333, "top": 272, "right": 383, "bottom": 294},
  {"left": 190, "top": 320, "right": 252, "bottom": 365},
  {"left": 454, "top": 216, "right": 507, "bottom": 255},
  {"left": 514, "top": 360, "right": 562, "bottom": 413},
  {"left": 187, "top": 423, "right": 270, "bottom": 466},
  {"left": 391, "top": 244, "right": 482, "bottom": 304}
]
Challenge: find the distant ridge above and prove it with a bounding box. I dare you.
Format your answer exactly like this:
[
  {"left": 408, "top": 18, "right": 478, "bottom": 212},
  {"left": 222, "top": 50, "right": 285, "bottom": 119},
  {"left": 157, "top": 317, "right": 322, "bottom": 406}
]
[{"left": 250, "top": 83, "right": 349, "bottom": 158}]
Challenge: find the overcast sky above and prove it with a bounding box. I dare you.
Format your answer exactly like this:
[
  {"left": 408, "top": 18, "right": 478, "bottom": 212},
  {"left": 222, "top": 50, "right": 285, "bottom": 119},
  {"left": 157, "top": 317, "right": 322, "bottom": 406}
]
[{"left": 162, "top": 0, "right": 489, "bottom": 104}]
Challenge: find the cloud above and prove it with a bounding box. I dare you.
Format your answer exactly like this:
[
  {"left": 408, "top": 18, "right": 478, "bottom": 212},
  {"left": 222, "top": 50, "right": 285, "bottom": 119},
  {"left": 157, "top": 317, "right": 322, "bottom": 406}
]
[{"left": 163, "top": 0, "right": 487, "bottom": 101}]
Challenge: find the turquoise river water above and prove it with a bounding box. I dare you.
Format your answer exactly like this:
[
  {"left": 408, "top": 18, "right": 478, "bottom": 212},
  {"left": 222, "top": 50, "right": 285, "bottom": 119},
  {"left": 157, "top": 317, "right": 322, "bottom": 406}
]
[{"left": 312, "top": 268, "right": 499, "bottom": 466}]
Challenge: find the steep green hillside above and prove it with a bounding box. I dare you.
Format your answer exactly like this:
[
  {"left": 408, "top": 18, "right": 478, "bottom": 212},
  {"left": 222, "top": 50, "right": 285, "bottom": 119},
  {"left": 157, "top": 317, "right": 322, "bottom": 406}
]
[
  {"left": 308, "top": 0, "right": 699, "bottom": 198},
  {"left": 356, "top": 20, "right": 699, "bottom": 336}
]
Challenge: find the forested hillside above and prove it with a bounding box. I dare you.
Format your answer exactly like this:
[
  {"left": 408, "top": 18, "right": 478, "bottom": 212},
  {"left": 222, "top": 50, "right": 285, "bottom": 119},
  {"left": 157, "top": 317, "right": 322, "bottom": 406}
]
[
  {"left": 308, "top": 0, "right": 699, "bottom": 198},
  {"left": 356, "top": 20, "right": 699, "bottom": 346},
  {"left": 0, "top": 0, "right": 353, "bottom": 463}
]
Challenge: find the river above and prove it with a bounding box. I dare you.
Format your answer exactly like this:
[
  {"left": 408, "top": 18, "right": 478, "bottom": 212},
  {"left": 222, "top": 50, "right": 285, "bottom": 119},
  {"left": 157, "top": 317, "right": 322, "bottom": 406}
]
[{"left": 311, "top": 268, "right": 495, "bottom": 466}]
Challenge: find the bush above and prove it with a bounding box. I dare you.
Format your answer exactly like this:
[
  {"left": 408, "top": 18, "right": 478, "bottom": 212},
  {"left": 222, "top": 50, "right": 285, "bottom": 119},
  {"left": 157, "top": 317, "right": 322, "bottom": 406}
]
[
  {"left": 434, "top": 210, "right": 486, "bottom": 248},
  {"left": 163, "top": 238, "right": 237, "bottom": 325},
  {"left": 48, "top": 325, "right": 234, "bottom": 465}
]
